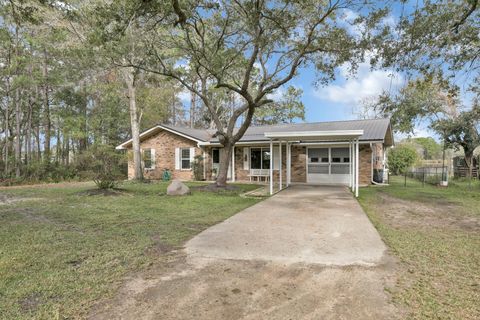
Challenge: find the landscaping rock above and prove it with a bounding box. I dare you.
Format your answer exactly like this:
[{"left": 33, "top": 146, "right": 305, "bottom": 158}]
[{"left": 167, "top": 180, "right": 190, "bottom": 196}]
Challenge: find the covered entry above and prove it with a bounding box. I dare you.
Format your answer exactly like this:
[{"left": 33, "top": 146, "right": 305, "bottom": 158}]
[{"left": 264, "top": 130, "right": 363, "bottom": 197}]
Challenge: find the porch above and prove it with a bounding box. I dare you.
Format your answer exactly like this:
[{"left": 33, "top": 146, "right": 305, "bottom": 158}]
[
  {"left": 202, "top": 130, "right": 364, "bottom": 197},
  {"left": 264, "top": 130, "right": 363, "bottom": 196}
]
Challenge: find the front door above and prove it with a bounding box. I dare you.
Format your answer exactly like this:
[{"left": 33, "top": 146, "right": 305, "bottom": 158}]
[{"left": 307, "top": 147, "right": 350, "bottom": 185}]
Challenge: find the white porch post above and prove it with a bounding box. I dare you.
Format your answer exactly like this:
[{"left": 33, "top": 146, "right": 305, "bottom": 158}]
[
  {"left": 286, "top": 142, "right": 291, "bottom": 186},
  {"left": 231, "top": 146, "right": 235, "bottom": 182},
  {"left": 349, "top": 141, "right": 352, "bottom": 189},
  {"left": 279, "top": 141, "right": 282, "bottom": 190},
  {"left": 269, "top": 139, "right": 273, "bottom": 195},
  {"left": 355, "top": 138, "right": 359, "bottom": 197},
  {"left": 203, "top": 149, "right": 206, "bottom": 180},
  {"left": 351, "top": 140, "right": 355, "bottom": 194}
]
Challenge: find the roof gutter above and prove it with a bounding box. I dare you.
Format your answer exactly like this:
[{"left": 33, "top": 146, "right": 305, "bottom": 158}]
[{"left": 264, "top": 130, "right": 364, "bottom": 140}]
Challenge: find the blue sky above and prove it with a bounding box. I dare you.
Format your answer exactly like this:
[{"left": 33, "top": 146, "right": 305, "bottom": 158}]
[
  {"left": 288, "top": 60, "right": 403, "bottom": 123},
  {"left": 177, "top": 1, "right": 471, "bottom": 140}
]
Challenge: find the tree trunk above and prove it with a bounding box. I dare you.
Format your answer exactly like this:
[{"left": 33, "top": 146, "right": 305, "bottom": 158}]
[
  {"left": 56, "top": 126, "right": 61, "bottom": 163},
  {"left": 78, "top": 83, "right": 88, "bottom": 152},
  {"left": 65, "top": 136, "right": 70, "bottom": 166},
  {"left": 214, "top": 106, "right": 256, "bottom": 187},
  {"left": 35, "top": 124, "right": 41, "bottom": 161},
  {"left": 43, "top": 49, "right": 51, "bottom": 163},
  {"left": 463, "top": 147, "right": 474, "bottom": 181},
  {"left": 215, "top": 142, "right": 232, "bottom": 187},
  {"left": 26, "top": 96, "right": 33, "bottom": 165},
  {"left": 122, "top": 67, "right": 143, "bottom": 181},
  {"left": 4, "top": 67, "right": 10, "bottom": 176},
  {"left": 14, "top": 88, "right": 21, "bottom": 178},
  {"left": 172, "top": 90, "right": 177, "bottom": 125},
  {"left": 190, "top": 80, "right": 197, "bottom": 128}
]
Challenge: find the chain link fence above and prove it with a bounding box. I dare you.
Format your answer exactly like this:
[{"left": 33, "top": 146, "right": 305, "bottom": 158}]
[{"left": 407, "top": 167, "right": 448, "bottom": 186}]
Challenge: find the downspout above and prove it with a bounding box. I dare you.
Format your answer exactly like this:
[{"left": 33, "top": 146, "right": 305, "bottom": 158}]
[{"left": 370, "top": 142, "right": 389, "bottom": 186}]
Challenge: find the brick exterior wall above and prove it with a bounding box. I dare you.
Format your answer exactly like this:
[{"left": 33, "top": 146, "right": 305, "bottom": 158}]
[
  {"left": 126, "top": 130, "right": 381, "bottom": 186},
  {"left": 291, "top": 145, "right": 307, "bottom": 183},
  {"left": 359, "top": 144, "right": 372, "bottom": 186},
  {"left": 127, "top": 129, "right": 201, "bottom": 180},
  {"left": 234, "top": 146, "right": 249, "bottom": 181}
]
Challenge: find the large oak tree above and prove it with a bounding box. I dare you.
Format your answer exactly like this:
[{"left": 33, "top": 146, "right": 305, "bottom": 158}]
[{"left": 113, "top": 0, "right": 386, "bottom": 186}]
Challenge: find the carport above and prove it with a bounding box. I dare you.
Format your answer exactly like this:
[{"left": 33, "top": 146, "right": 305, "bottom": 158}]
[{"left": 264, "top": 130, "right": 364, "bottom": 197}]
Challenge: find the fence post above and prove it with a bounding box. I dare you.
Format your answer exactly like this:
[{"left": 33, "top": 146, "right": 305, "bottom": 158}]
[{"left": 422, "top": 168, "right": 425, "bottom": 187}]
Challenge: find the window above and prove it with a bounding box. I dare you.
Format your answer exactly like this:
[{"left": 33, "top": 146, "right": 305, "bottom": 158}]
[
  {"left": 331, "top": 148, "right": 349, "bottom": 175},
  {"left": 143, "top": 148, "right": 155, "bottom": 170},
  {"left": 250, "top": 148, "right": 271, "bottom": 170},
  {"left": 181, "top": 148, "right": 191, "bottom": 169},
  {"left": 309, "top": 148, "right": 328, "bottom": 163},
  {"left": 331, "top": 148, "right": 349, "bottom": 163}
]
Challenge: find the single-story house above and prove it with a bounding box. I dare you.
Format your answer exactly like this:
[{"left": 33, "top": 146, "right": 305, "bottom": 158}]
[{"left": 116, "top": 118, "right": 394, "bottom": 196}]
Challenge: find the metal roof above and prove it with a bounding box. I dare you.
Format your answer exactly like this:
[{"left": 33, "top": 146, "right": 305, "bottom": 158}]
[
  {"left": 117, "top": 118, "right": 393, "bottom": 149},
  {"left": 210, "top": 118, "right": 393, "bottom": 144}
]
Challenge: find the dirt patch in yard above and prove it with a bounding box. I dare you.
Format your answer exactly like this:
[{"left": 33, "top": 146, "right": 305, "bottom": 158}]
[
  {"left": 76, "top": 188, "right": 130, "bottom": 197},
  {"left": 18, "top": 293, "right": 43, "bottom": 314},
  {"left": 90, "top": 252, "right": 401, "bottom": 320},
  {"left": 376, "top": 192, "right": 480, "bottom": 232},
  {"left": 0, "top": 194, "right": 43, "bottom": 205},
  {"left": 190, "top": 184, "right": 240, "bottom": 193}
]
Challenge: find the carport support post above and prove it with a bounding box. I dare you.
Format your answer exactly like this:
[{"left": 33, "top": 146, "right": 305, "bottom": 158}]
[
  {"left": 279, "top": 141, "right": 282, "bottom": 191},
  {"left": 286, "top": 142, "right": 291, "bottom": 186},
  {"left": 355, "top": 138, "right": 359, "bottom": 198},
  {"left": 231, "top": 146, "right": 235, "bottom": 182},
  {"left": 351, "top": 140, "right": 356, "bottom": 194},
  {"left": 269, "top": 139, "right": 273, "bottom": 195},
  {"left": 349, "top": 140, "right": 353, "bottom": 190}
]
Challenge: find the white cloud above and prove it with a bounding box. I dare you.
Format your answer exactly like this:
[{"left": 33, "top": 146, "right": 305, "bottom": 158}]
[
  {"left": 313, "top": 61, "right": 403, "bottom": 106},
  {"left": 412, "top": 128, "right": 433, "bottom": 138},
  {"left": 267, "top": 84, "right": 303, "bottom": 102},
  {"left": 266, "top": 87, "right": 286, "bottom": 102},
  {"left": 381, "top": 14, "right": 396, "bottom": 29},
  {"left": 339, "top": 9, "right": 364, "bottom": 38}
]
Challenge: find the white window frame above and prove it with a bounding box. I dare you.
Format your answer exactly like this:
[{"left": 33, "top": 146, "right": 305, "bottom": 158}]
[
  {"left": 142, "top": 148, "right": 156, "bottom": 170},
  {"left": 180, "top": 147, "right": 192, "bottom": 170},
  {"left": 250, "top": 147, "right": 279, "bottom": 171}
]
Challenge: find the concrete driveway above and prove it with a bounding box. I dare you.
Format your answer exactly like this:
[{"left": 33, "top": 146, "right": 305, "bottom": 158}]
[
  {"left": 187, "top": 185, "right": 386, "bottom": 266},
  {"left": 92, "top": 186, "right": 398, "bottom": 320}
]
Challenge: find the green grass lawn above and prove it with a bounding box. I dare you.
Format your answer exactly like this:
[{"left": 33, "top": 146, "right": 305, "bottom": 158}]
[
  {"left": 358, "top": 176, "right": 480, "bottom": 319},
  {"left": 0, "top": 181, "right": 262, "bottom": 319}
]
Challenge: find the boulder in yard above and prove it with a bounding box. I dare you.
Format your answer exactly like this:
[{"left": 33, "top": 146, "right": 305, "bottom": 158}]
[{"left": 167, "top": 180, "right": 191, "bottom": 196}]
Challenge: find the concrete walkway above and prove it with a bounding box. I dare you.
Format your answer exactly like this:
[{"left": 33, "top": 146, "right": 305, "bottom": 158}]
[{"left": 186, "top": 185, "right": 386, "bottom": 266}]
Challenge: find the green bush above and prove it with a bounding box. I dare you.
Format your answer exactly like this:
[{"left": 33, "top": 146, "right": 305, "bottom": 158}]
[
  {"left": 191, "top": 155, "right": 204, "bottom": 181},
  {"left": 0, "top": 160, "right": 78, "bottom": 185},
  {"left": 76, "top": 145, "right": 126, "bottom": 189},
  {"left": 388, "top": 144, "right": 418, "bottom": 175}
]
